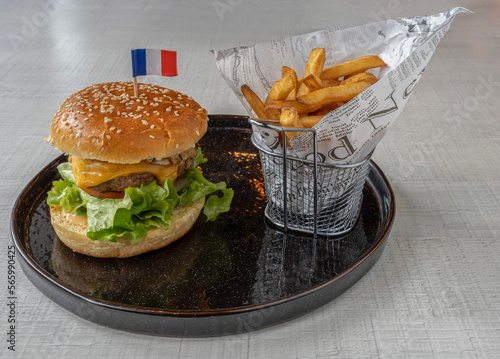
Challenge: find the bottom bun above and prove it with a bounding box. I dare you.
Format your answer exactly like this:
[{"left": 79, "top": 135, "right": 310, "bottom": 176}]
[{"left": 50, "top": 197, "right": 205, "bottom": 258}]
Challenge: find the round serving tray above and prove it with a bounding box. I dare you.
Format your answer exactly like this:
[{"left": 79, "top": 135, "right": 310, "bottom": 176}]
[{"left": 11, "top": 115, "right": 395, "bottom": 337}]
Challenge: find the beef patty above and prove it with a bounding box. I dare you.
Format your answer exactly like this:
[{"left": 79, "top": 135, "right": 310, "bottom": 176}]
[{"left": 88, "top": 147, "right": 197, "bottom": 193}]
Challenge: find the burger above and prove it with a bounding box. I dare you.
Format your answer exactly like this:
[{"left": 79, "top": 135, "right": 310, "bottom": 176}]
[{"left": 45, "top": 81, "right": 233, "bottom": 258}]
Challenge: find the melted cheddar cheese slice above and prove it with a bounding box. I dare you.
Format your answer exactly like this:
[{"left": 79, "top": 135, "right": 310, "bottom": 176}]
[{"left": 69, "top": 156, "right": 179, "bottom": 188}]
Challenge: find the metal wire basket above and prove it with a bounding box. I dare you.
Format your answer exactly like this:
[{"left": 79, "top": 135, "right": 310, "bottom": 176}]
[{"left": 249, "top": 118, "right": 372, "bottom": 237}]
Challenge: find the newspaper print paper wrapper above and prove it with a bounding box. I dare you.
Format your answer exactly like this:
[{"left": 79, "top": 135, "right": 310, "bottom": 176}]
[{"left": 213, "top": 7, "right": 470, "bottom": 232}]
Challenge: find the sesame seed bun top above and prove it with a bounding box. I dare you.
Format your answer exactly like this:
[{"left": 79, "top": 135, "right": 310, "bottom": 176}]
[{"left": 46, "top": 81, "right": 208, "bottom": 163}]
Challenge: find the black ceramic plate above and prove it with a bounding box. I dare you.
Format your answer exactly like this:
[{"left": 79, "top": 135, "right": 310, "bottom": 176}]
[{"left": 11, "top": 115, "right": 395, "bottom": 337}]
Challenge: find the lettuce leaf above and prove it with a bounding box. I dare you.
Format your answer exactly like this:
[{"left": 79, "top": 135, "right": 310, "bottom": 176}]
[
  {"left": 203, "top": 188, "right": 234, "bottom": 221},
  {"left": 47, "top": 150, "right": 233, "bottom": 243},
  {"left": 193, "top": 147, "right": 208, "bottom": 168},
  {"left": 47, "top": 179, "right": 87, "bottom": 216}
]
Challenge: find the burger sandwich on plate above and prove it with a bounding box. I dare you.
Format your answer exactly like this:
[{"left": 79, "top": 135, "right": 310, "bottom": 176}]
[{"left": 45, "top": 81, "right": 233, "bottom": 258}]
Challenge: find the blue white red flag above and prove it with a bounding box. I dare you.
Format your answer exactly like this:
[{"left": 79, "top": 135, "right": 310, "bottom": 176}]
[{"left": 131, "top": 49, "right": 177, "bottom": 77}]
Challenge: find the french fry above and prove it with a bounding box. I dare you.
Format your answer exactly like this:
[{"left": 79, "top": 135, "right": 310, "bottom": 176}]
[
  {"left": 303, "top": 75, "right": 342, "bottom": 91},
  {"left": 309, "top": 102, "right": 345, "bottom": 115},
  {"left": 320, "top": 55, "right": 386, "bottom": 80},
  {"left": 266, "top": 109, "right": 282, "bottom": 120},
  {"left": 280, "top": 108, "right": 304, "bottom": 143},
  {"left": 304, "top": 48, "right": 326, "bottom": 78},
  {"left": 282, "top": 66, "right": 299, "bottom": 100},
  {"left": 263, "top": 75, "right": 296, "bottom": 119},
  {"left": 265, "top": 75, "right": 295, "bottom": 105},
  {"left": 266, "top": 100, "right": 323, "bottom": 115},
  {"left": 296, "top": 81, "right": 372, "bottom": 107},
  {"left": 286, "top": 87, "right": 297, "bottom": 100},
  {"left": 302, "top": 74, "right": 323, "bottom": 92},
  {"left": 299, "top": 115, "right": 325, "bottom": 128},
  {"left": 241, "top": 84, "right": 268, "bottom": 119},
  {"left": 280, "top": 107, "right": 300, "bottom": 127},
  {"left": 297, "top": 48, "right": 326, "bottom": 97},
  {"left": 322, "top": 78, "right": 341, "bottom": 87},
  {"left": 282, "top": 66, "right": 298, "bottom": 90},
  {"left": 296, "top": 82, "right": 310, "bottom": 97},
  {"left": 341, "top": 72, "right": 378, "bottom": 85},
  {"left": 300, "top": 103, "right": 344, "bottom": 128}
]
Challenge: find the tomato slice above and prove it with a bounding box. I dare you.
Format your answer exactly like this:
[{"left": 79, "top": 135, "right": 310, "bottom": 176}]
[{"left": 80, "top": 187, "right": 125, "bottom": 199}]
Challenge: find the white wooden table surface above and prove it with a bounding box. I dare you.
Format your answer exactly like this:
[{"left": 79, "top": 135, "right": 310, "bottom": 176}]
[{"left": 1, "top": 0, "right": 499, "bottom": 357}]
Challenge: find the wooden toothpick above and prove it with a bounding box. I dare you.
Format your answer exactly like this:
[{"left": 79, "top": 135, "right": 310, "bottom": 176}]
[{"left": 133, "top": 77, "right": 138, "bottom": 97}]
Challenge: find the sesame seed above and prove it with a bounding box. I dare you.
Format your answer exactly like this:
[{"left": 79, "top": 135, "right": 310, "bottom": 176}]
[
  {"left": 150, "top": 125, "right": 154, "bottom": 129},
  {"left": 149, "top": 135, "right": 155, "bottom": 139},
  {"left": 100, "top": 147, "right": 104, "bottom": 152},
  {"left": 196, "top": 130, "right": 199, "bottom": 136},
  {"left": 83, "top": 118, "right": 89, "bottom": 121},
  {"left": 142, "top": 120, "right": 148, "bottom": 125},
  {"left": 176, "top": 144, "right": 179, "bottom": 149},
  {"left": 110, "top": 127, "right": 115, "bottom": 131},
  {"left": 104, "top": 117, "right": 112, "bottom": 123},
  {"left": 117, "top": 129, "right": 122, "bottom": 133}
]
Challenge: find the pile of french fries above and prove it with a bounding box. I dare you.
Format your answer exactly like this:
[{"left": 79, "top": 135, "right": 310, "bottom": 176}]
[{"left": 241, "top": 49, "right": 386, "bottom": 142}]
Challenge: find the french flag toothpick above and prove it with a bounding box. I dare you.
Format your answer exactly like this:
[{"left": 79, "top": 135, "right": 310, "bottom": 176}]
[{"left": 131, "top": 49, "right": 177, "bottom": 96}]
